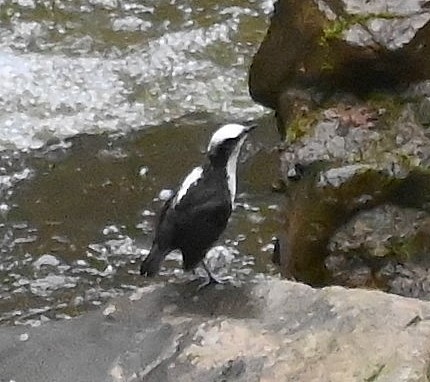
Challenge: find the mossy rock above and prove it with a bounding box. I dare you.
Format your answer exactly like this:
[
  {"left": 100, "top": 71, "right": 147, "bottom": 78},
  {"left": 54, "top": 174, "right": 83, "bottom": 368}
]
[
  {"left": 250, "top": 0, "right": 430, "bottom": 129},
  {"left": 276, "top": 95, "right": 430, "bottom": 290}
]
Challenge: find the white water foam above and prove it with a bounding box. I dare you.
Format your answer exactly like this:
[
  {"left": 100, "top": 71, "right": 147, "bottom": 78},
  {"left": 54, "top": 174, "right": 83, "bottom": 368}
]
[{"left": 0, "top": 5, "right": 269, "bottom": 151}]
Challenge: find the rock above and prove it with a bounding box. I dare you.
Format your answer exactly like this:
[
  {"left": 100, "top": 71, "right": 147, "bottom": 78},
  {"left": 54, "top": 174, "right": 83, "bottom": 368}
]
[
  {"left": 33, "top": 254, "right": 60, "bottom": 269},
  {"left": 329, "top": 205, "right": 427, "bottom": 261},
  {"left": 158, "top": 189, "right": 174, "bottom": 201},
  {"left": 327, "top": 205, "right": 430, "bottom": 290},
  {"left": 250, "top": 7, "right": 430, "bottom": 289},
  {"left": 279, "top": 162, "right": 403, "bottom": 285},
  {"left": 415, "top": 97, "right": 430, "bottom": 127},
  {"left": 19, "top": 333, "right": 29, "bottom": 342},
  {"left": 112, "top": 16, "right": 151, "bottom": 32},
  {"left": 29, "top": 274, "right": 78, "bottom": 297},
  {"left": 250, "top": 0, "right": 430, "bottom": 114},
  {"left": 276, "top": 104, "right": 430, "bottom": 287},
  {"left": 138, "top": 166, "right": 149, "bottom": 177},
  {"left": 1, "top": 279, "right": 430, "bottom": 381}
]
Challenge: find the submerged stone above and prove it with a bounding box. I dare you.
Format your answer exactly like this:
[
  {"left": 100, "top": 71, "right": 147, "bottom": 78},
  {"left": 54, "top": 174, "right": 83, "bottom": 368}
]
[{"left": 33, "top": 254, "right": 60, "bottom": 269}]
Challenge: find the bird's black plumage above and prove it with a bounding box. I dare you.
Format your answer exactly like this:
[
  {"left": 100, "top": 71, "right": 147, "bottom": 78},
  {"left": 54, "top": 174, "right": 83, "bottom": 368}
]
[{"left": 140, "top": 123, "right": 254, "bottom": 279}]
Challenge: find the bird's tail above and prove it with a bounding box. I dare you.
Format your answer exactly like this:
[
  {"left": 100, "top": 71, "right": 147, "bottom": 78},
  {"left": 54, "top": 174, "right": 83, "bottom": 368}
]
[{"left": 140, "top": 243, "right": 169, "bottom": 277}]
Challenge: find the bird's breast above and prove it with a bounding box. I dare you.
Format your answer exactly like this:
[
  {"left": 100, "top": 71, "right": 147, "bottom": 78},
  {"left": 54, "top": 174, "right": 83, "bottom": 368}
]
[{"left": 226, "top": 136, "right": 246, "bottom": 206}]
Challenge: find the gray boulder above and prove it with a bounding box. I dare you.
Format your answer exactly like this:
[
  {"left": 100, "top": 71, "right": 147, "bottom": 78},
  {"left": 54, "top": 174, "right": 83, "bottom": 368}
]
[{"left": 1, "top": 279, "right": 430, "bottom": 381}]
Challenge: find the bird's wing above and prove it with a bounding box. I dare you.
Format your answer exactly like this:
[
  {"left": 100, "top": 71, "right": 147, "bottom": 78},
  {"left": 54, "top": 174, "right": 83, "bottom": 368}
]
[
  {"left": 178, "top": 192, "right": 230, "bottom": 215},
  {"left": 153, "top": 166, "right": 230, "bottom": 247},
  {"left": 172, "top": 166, "right": 204, "bottom": 207},
  {"left": 172, "top": 179, "right": 231, "bottom": 227},
  {"left": 152, "top": 166, "right": 205, "bottom": 243},
  {"left": 155, "top": 166, "right": 203, "bottom": 225}
]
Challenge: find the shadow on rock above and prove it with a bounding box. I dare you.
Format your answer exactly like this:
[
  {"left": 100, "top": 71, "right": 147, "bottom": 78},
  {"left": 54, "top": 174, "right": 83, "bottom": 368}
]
[{"left": 156, "top": 281, "right": 258, "bottom": 319}]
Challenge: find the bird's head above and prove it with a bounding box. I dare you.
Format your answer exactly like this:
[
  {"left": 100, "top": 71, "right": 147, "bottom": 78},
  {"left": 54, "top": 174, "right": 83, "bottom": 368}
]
[{"left": 207, "top": 123, "right": 257, "bottom": 167}]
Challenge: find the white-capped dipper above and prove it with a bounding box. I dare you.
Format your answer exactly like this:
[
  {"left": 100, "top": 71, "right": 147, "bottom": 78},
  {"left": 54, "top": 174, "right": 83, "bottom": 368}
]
[{"left": 140, "top": 123, "right": 257, "bottom": 283}]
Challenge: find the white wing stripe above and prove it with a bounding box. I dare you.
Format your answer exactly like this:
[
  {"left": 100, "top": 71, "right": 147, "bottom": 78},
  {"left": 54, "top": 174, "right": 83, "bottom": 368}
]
[{"left": 173, "top": 166, "right": 204, "bottom": 206}]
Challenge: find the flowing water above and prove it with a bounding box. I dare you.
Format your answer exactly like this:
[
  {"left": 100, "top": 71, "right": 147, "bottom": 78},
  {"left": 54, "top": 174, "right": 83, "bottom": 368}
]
[{"left": 0, "top": 0, "right": 281, "bottom": 325}]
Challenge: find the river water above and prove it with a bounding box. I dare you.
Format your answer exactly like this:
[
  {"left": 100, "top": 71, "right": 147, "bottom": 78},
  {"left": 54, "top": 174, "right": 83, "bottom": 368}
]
[{"left": 0, "top": 0, "right": 282, "bottom": 325}]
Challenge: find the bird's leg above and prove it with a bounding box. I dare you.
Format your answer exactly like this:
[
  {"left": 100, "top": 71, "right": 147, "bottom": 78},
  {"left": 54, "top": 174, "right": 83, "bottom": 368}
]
[
  {"left": 202, "top": 261, "right": 219, "bottom": 283},
  {"left": 197, "top": 261, "right": 224, "bottom": 289}
]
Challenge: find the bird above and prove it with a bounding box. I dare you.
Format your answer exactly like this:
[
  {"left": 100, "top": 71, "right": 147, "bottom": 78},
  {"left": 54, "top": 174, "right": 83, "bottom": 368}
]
[{"left": 140, "top": 123, "right": 257, "bottom": 283}]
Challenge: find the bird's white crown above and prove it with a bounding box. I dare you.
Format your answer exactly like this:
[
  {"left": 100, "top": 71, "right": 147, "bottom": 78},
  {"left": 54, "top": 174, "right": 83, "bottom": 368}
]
[{"left": 207, "top": 124, "right": 249, "bottom": 152}]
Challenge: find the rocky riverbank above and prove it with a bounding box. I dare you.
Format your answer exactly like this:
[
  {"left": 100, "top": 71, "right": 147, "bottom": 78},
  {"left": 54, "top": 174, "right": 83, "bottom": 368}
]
[
  {"left": 2, "top": 278, "right": 430, "bottom": 382},
  {"left": 250, "top": 0, "right": 430, "bottom": 296}
]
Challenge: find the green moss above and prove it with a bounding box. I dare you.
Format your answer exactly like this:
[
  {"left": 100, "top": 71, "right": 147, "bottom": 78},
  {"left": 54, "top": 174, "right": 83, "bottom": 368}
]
[
  {"left": 367, "top": 92, "right": 404, "bottom": 109},
  {"left": 320, "top": 12, "right": 399, "bottom": 45},
  {"left": 367, "top": 92, "right": 406, "bottom": 127},
  {"left": 320, "top": 17, "right": 349, "bottom": 45},
  {"left": 284, "top": 112, "right": 319, "bottom": 143},
  {"left": 284, "top": 93, "right": 406, "bottom": 145},
  {"left": 389, "top": 238, "right": 419, "bottom": 262},
  {"left": 349, "top": 12, "right": 398, "bottom": 25},
  {"left": 387, "top": 220, "right": 430, "bottom": 262},
  {"left": 320, "top": 61, "right": 335, "bottom": 72}
]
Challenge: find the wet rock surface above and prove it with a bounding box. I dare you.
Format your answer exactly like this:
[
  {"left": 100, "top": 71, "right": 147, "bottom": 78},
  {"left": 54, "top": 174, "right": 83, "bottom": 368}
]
[{"left": 2, "top": 278, "right": 430, "bottom": 382}]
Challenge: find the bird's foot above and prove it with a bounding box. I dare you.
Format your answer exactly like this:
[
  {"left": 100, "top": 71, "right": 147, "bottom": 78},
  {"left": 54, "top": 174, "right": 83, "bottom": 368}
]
[
  {"left": 196, "top": 261, "right": 227, "bottom": 290},
  {"left": 197, "top": 273, "right": 226, "bottom": 290}
]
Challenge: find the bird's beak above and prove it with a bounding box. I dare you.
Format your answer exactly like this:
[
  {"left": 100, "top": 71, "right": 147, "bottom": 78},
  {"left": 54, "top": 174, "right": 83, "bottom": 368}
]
[{"left": 244, "top": 123, "right": 258, "bottom": 133}]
